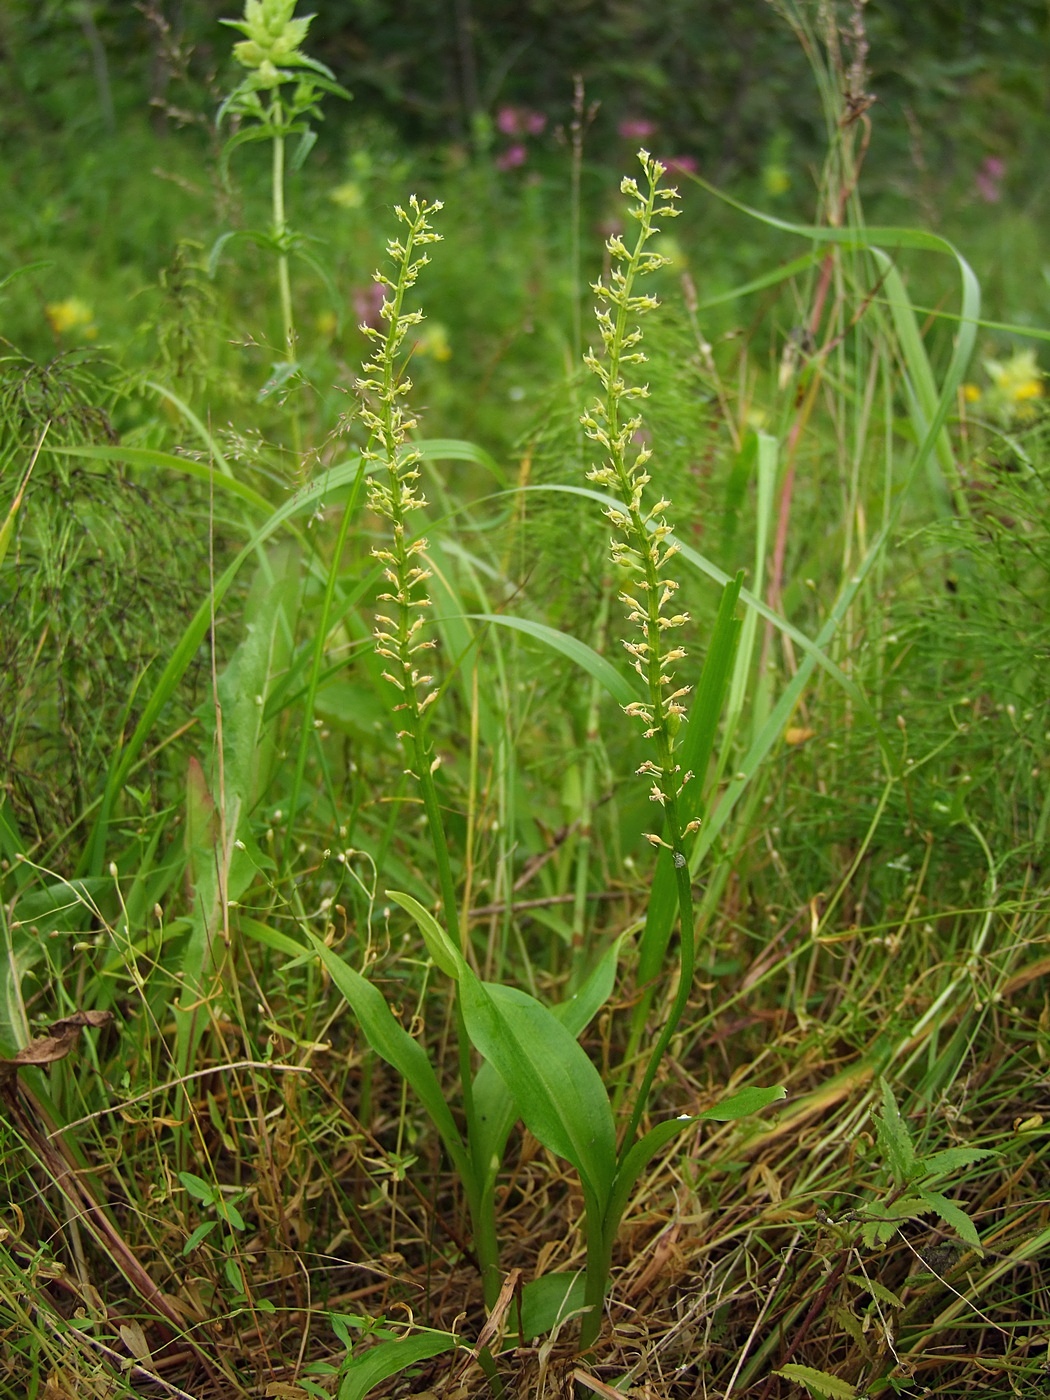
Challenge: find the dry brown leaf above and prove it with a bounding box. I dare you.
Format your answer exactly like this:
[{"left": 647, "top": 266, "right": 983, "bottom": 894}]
[{"left": 0, "top": 1010, "right": 113, "bottom": 1086}]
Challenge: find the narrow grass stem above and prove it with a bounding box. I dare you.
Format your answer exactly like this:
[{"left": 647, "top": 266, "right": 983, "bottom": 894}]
[{"left": 282, "top": 462, "right": 368, "bottom": 870}]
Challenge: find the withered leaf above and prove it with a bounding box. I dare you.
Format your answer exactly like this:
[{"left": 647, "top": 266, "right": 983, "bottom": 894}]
[{"left": 0, "top": 1010, "right": 113, "bottom": 1087}]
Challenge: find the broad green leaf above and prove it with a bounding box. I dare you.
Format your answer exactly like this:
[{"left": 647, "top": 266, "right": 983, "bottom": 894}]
[
  {"left": 239, "top": 916, "right": 311, "bottom": 960},
  {"left": 416, "top": 437, "right": 508, "bottom": 488},
  {"left": 514, "top": 1273, "right": 586, "bottom": 1343},
  {"left": 461, "top": 972, "right": 616, "bottom": 1210},
  {"left": 472, "top": 937, "right": 624, "bottom": 1197},
  {"left": 179, "top": 1172, "right": 216, "bottom": 1205},
  {"left": 918, "top": 1190, "right": 982, "bottom": 1250},
  {"left": 306, "top": 932, "right": 472, "bottom": 1190},
  {"left": 469, "top": 614, "right": 641, "bottom": 708},
  {"left": 874, "top": 1079, "right": 919, "bottom": 1183},
  {"left": 337, "top": 1330, "right": 459, "bottom": 1400},
  {"left": 774, "top": 1363, "right": 856, "bottom": 1400},
  {"left": 386, "top": 889, "right": 465, "bottom": 980},
  {"left": 696, "top": 1084, "right": 787, "bottom": 1121}
]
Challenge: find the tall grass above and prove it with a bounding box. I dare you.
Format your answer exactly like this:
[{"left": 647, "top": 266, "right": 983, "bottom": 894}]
[{"left": 1, "top": 2, "right": 1049, "bottom": 1397}]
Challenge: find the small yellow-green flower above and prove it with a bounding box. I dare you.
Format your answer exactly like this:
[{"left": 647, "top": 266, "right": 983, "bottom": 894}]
[
  {"left": 45, "top": 298, "right": 97, "bottom": 339},
  {"left": 412, "top": 322, "right": 451, "bottom": 362},
  {"left": 330, "top": 180, "right": 364, "bottom": 210},
  {"left": 976, "top": 348, "right": 1044, "bottom": 423},
  {"left": 762, "top": 162, "right": 791, "bottom": 197}
]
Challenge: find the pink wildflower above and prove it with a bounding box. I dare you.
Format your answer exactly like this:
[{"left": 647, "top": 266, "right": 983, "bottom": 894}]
[
  {"left": 975, "top": 155, "right": 1005, "bottom": 204},
  {"left": 618, "top": 117, "right": 656, "bottom": 141},
  {"left": 353, "top": 281, "right": 386, "bottom": 331},
  {"left": 496, "top": 105, "right": 521, "bottom": 136},
  {"left": 496, "top": 143, "right": 528, "bottom": 171}
]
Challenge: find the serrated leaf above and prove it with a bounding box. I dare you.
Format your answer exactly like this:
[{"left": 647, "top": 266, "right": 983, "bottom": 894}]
[
  {"left": 846, "top": 1274, "right": 903, "bottom": 1308},
  {"left": 920, "top": 1146, "right": 997, "bottom": 1178},
  {"left": 774, "top": 1363, "right": 856, "bottom": 1399},
  {"left": 918, "top": 1190, "right": 982, "bottom": 1250},
  {"left": 874, "top": 1078, "right": 919, "bottom": 1183}
]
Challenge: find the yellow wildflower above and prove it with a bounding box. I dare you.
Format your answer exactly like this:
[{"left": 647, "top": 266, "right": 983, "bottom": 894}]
[
  {"left": 45, "top": 298, "right": 97, "bottom": 339},
  {"left": 962, "top": 382, "right": 982, "bottom": 403},
  {"left": 980, "top": 348, "right": 1044, "bottom": 423}
]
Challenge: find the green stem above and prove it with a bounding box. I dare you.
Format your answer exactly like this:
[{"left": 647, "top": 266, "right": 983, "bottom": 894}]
[
  {"left": 622, "top": 855, "right": 694, "bottom": 1151},
  {"left": 579, "top": 1187, "right": 614, "bottom": 1351},
  {"left": 271, "top": 127, "right": 295, "bottom": 361},
  {"left": 414, "top": 737, "right": 500, "bottom": 1306}
]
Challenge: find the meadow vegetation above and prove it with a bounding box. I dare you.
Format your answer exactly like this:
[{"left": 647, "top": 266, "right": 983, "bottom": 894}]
[{"left": 1, "top": 2, "right": 1049, "bottom": 1397}]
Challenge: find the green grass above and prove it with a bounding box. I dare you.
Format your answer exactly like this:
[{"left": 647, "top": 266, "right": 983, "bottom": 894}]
[{"left": 1, "top": 5, "right": 1049, "bottom": 1398}]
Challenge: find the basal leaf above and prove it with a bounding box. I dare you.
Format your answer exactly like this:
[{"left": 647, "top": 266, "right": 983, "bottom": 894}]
[
  {"left": 461, "top": 972, "right": 616, "bottom": 1210},
  {"left": 471, "top": 936, "right": 624, "bottom": 1198},
  {"left": 337, "top": 1331, "right": 460, "bottom": 1400},
  {"left": 306, "top": 932, "right": 471, "bottom": 1189},
  {"left": 514, "top": 1273, "right": 586, "bottom": 1343}
]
